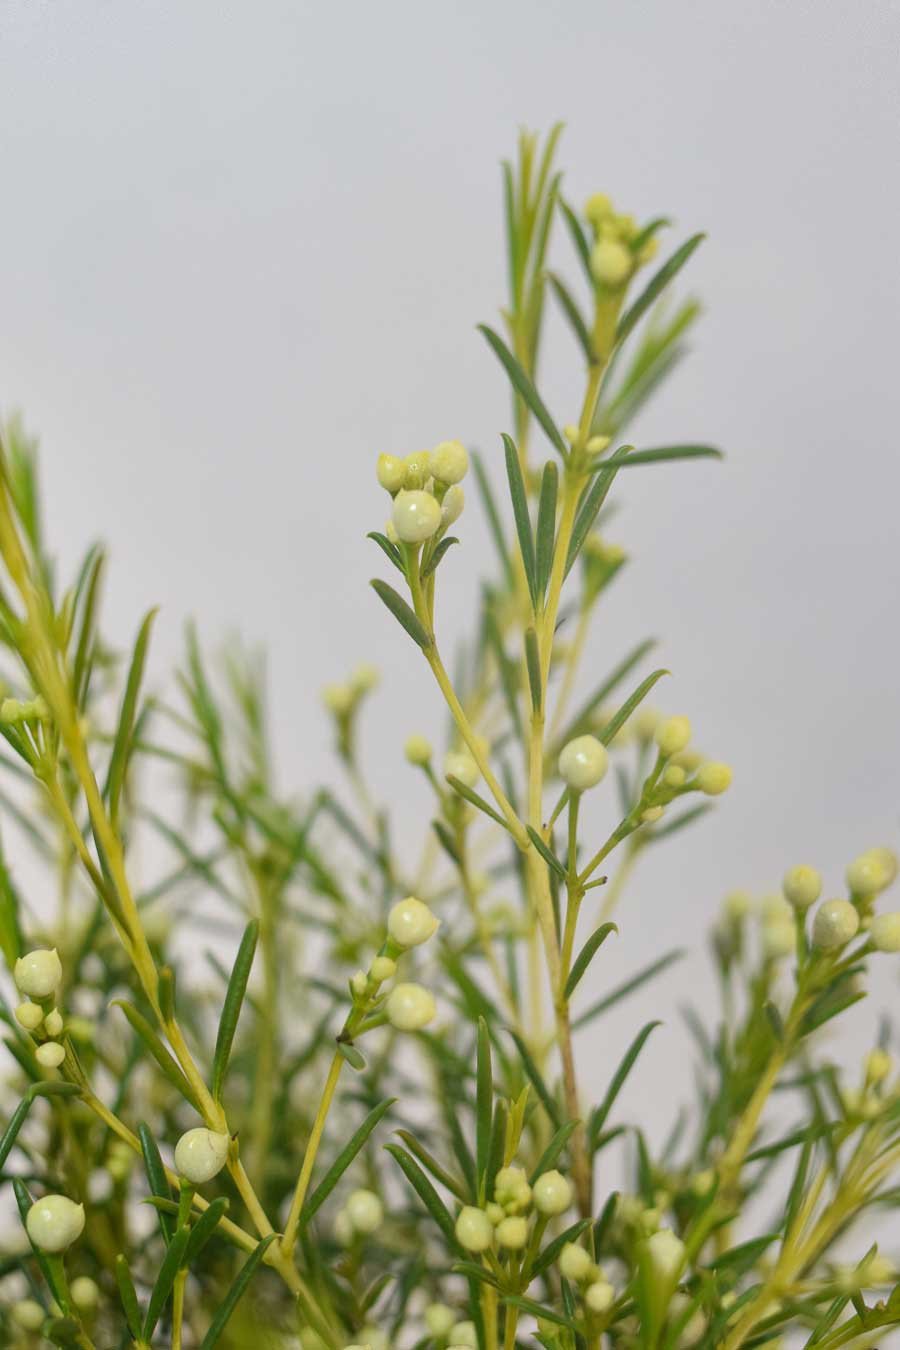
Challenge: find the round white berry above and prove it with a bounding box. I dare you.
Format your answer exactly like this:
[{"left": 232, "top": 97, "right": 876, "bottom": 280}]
[
  {"left": 449, "top": 1321, "right": 477, "bottom": 1349},
  {"left": 424, "top": 1304, "right": 456, "bottom": 1337},
  {"left": 444, "top": 751, "right": 479, "bottom": 789},
  {"left": 558, "top": 735, "right": 608, "bottom": 792},
  {"left": 441, "top": 484, "right": 465, "bottom": 526},
  {"left": 12, "top": 1300, "right": 46, "bottom": 1331},
  {"left": 14, "top": 948, "right": 62, "bottom": 999},
  {"left": 645, "top": 1227, "right": 685, "bottom": 1283},
  {"left": 174, "top": 1128, "right": 230, "bottom": 1184},
  {"left": 762, "top": 919, "right": 795, "bottom": 961},
  {"left": 15, "top": 1001, "right": 44, "bottom": 1031},
  {"left": 584, "top": 1280, "right": 615, "bottom": 1313},
  {"left": 392, "top": 490, "right": 442, "bottom": 544},
  {"left": 386, "top": 982, "right": 436, "bottom": 1032},
  {"left": 70, "top": 1275, "right": 99, "bottom": 1311},
  {"left": 404, "top": 734, "right": 432, "bottom": 766},
  {"left": 43, "top": 1008, "right": 63, "bottom": 1038},
  {"left": 26, "top": 1194, "right": 85, "bottom": 1253},
  {"left": 387, "top": 897, "right": 440, "bottom": 948}
]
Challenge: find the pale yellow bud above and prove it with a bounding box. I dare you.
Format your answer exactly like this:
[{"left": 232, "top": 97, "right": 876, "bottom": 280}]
[
  {"left": 403, "top": 450, "right": 431, "bottom": 488},
  {"left": 812, "top": 899, "right": 860, "bottom": 951},
  {"left": 762, "top": 919, "right": 795, "bottom": 961},
  {"left": 533, "top": 1169, "right": 572, "bottom": 1215},
  {"left": 847, "top": 848, "right": 898, "bottom": 896},
  {"left": 432, "top": 440, "right": 469, "bottom": 485},
  {"left": 392, "top": 489, "right": 442, "bottom": 543},
  {"left": 351, "top": 970, "right": 369, "bottom": 997},
  {"left": 322, "top": 683, "right": 354, "bottom": 716},
  {"left": 174, "top": 1128, "right": 230, "bottom": 1184},
  {"left": 584, "top": 193, "right": 613, "bottom": 224},
  {"left": 865, "top": 1048, "right": 892, "bottom": 1083},
  {"left": 36, "top": 1041, "right": 65, "bottom": 1069},
  {"left": 485, "top": 1201, "right": 505, "bottom": 1224},
  {"left": 387, "top": 896, "right": 440, "bottom": 948},
  {"left": 645, "top": 1227, "right": 685, "bottom": 1284},
  {"left": 370, "top": 956, "right": 396, "bottom": 982},
  {"left": 591, "top": 239, "right": 631, "bottom": 287},
  {"left": 70, "top": 1276, "right": 99, "bottom": 1311},
  {"left": 558, "top": 735, "right": 608, "bottom": 791},
  {"left": 655, "top": 716, "right": 692, "bottom": 758},
  {"left": 376, "top": 453, "right": 406, "bottom": 493},
  {"left": 723, "top": 890, "right": 752, "bottom": 921},
  {"left": 669, "top": 1292, "right": 706, "bottom": 1346},
  {"left": 26, "top": 1194, "right": 85, "bottom": 1252},
  {"left": 15, "top": 1001, "right": 44, "bottom": 1031},
  {"left": 12, "top": 1300, "right": 45, "bottom": 1331},
  {"left": 351, "top": 663, "right": 379, "bottom": 694},
  {"left": 386, "top": 982, "right": 436, "bottom": 1031},
  {"left": 870, "top": 912, "right": 900, "bottom": 953},
  {"left": 455, "top": 1205, "right": 493, "bottom": 1252},
  {"left": 444, "top": 750, "right": 479, "bottom": 789},
  {"left": 696, "top": 761, "right": 732, "bottom": 795},
  {"left": 560, "top": 1242, "right": 594, "bottom": 1282},
  {"left": 584, "top": 1280, "right": 615, "bottom": 1314},
  {"left": 496, "top": 1215, "right": 528, "bottom": 1249},
  {"left": 346, "top": 1188, "right": 383, "bottom": 1234},
  {"left": 449, "top": 1322, "right": 477, "bottom": 1349},
  {"left": 586, "top": 434, "right": 611, "bottom": 454},
  {"left": 424, "top": 1304, "right": 456, "bottom": 1337},
  {"left": 494, "top": 1164, "right": 531, "bottom": 1213},
  {"left": 44, "top": 1008, "right": 63, "bottom": 1037},
  {"left": 782, "top": 865, "right": 822, "bottom": 910},
  {"left": 404, "top": 734, "right": 432, "bottom": 766},
  {"left": 641, "top": 805, "right": 664, "bottom": 824},
  {"left": 14, "top": 948, "right": 62, "bottom": 999},
  {"left": 663, "top": 765, "right": 687, "bottom": 788},
  {"left": 441, "top": 484, "right": 465, "bottom": 526}
]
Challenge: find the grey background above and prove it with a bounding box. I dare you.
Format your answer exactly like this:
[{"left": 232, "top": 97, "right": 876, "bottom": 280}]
[{"left": 1, "top": 2, "right": 899, "bottom": 1149}]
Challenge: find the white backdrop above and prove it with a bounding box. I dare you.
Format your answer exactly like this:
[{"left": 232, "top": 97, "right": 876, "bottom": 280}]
[{"left": 1, "top": 1, "right": 899, "bottom": 1173}]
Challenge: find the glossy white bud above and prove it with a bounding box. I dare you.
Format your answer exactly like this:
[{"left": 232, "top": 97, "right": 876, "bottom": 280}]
[
  {"left": 403, "top": 450, "right": 431, "bottom": 488},
  {"left": 424, "top": 1304, "right": 456, "bottom": 1337},
  {"left": 558, "top": 735, "right": 608, "bottom": 791},
  {"left": 386, "top": 982, "right": 436, "bottom": 1031},
  {"left": 441, "top": 484, "right": 465, "bottom": 526},
  {"left": 560, "top": 1242, "right": 594, "bottom": 1282},
  {"left": 455, "top": 1205, "right": 493, "bottom": 1252},
  {"left": 377, "top": 453, "right": 406, "bottom": 493},
  {"left": 43, "top": 1008, "right": 63, "bottom": 1037},
  {"left": 432, "top": 440, "right": 469, "bottom": 485},
  {"left": 15, "top": 1001, "right": 44, "bottom": 1031},
  {"left": 444, "top": 750, "right": 479, "bottom": 788},
  {"left": 12, "top": 1299, "right": 45, "bottom": 1331},
  {"left": 174, "top": 1128, "right": 230, "bottom": 1184},
  {"left": 847, "top": 848, "right": 898, "bottom": 896},
  {"left": 496, "top": 1215, "right": 528, "bottom": 1249},
  {"left": 388, "top": 897, "right": 440, "bottom": 948},
  {"left": 696, "top": 761, "right": 732, "bottom": 795},
  {"left": 26, "top": 1194, "right": 85, "bottom": 1252},
  {"left": 782, "top": 865, "right": 822, "bottom": 910},
  {"left": 870, "top": 912, "right": 900, "bottom": 953},
  {"left": 813, "top": 899, "right": 860, "bottom": 951},
  {"left": 36, "top": 1041, "right": 65, "bottom": 1069},
  {"left": 494, "top": 1164, "right": 531, "bottom": 1213},
  {"left": 584, "top": 1280, "right": 615, "bottom": 1313},
  {"left": 533, "top": 1170, "right": 572, "bottom": 1215},
  {"left": 392, "top": 490, "right": 441, "bottom": 543},
  {"left": 370, "top": 956, "right": 396, "bottom": 982},
  {"left": 865, "top": 1048, "right": 892, "bottom": 1082},
  {"left": 645, "top": 1227, "right": 685, "bottom": 1284},
  {"left": 655, "top": 717, "right": 692, "bottom": 758},
  {"left": 346, "top": 1188, "right": 383, "bottom": 1234},
  {"left": 70, "top": 1275, "right": 100, "bottom": 1311},
  {"left": 14, "top": 948, "right": 62, "bottom": 999}
]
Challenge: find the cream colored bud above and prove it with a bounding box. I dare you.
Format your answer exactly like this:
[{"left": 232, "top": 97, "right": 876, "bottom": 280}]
[
  {"left": 15, "top": 1001, "right": 44, "bottom": 1031},
  {"left": 870, "top": 912, "right": 900, "bottom": 953},
  {"left": 376, "top": 453, "right": 406, "bottom": 493},
  {"left": 812, "top": 899, "right": 860, "bottom": 951},
  {"left": 70, "top": 1276, "right": 99, "bottom": 1311},
  {"left": 586, "top": 434, "right": 611, "bottom": 454},
  {"left": 370, "top": 956, "right": 396, "bottom": 982},
  {"left": 403, "top": 450, "right": 431, "bottom": 488},
  {"left": 404, "top": 734, "right": 432, "bottom": 765},
  {"left": 388, "top": 896, "right": 440, "bottom": 948},
  {"left": 494, "top": 1164, "right": 531, "bottom": 1213},
  {"left": 863, "top": 1253, "right": 896, "bottom": 1286},
  {"left": 560, "top": 1242, "right": 594, "bottom": 1282},
  {"left": 723, "top": 890, "right": 752, "bottom": 921},
  {"left": 425, "top": 1304, "right": 456, "bottom": 1337},
  {"left": 449, "top": 1322, "right": 477, "bottom": 1349},
  {"left": 432, "top": 440, "right": 469, "bottom": 485},
  {"left": 346, "top": 1188, "right": 383, "bottom": 1234},
  {"left": 386, "top": 982, "right": 436, "bottom": 1031},
  {"left": 392, "top": 490, "right": 442, "bottom": 543},
  {"left": 865, "top": 1048, "right": 892, "bottom": 1082},
  {"left": 43, "top": 1008, "right": 63, "bottom": 1037},
  {"left": 174, "top": 1128, "right": 230, "bottom": 1184},
  {"left": 584, "top": 1280, "right": 615, "bottom": 1314},
  {"left": 696, "top": 761, "right": 733, "bottom": 796},
  {"left": 444, "top": 750, "right": 479, "bottom": 789},
  {"left": 12, "top": 1299, "right": 46, "bottom": 1331},
  {"left": 558, "top": 735, "right": 608, "bottom": 791},
  {"left": 359, "top": 1328, "right": 388, "bottom": 1350},
  {"left": 782, "top": 865, "right": 822, "bottom": 910},
  {"left": 26, "top": 1194, "right": 85, "bottom": 1252},
  {"left": 496, "top": 1215, "right": 528, "bottom": 1249},
  {"left": 641, "top": 806, "right": 664, "bottom": 824},
  {"left": 760, "top": 894, "right": 793, "bottom": 923},
  {"left": 690, "top": 1169, "right": 716, "bottom": 1197},
  {"left": 36, "top": 1041, "right": 66, "bottom": 1069},
  {"left": 455, "top": 1205, "right": 493, "bottom": 1252},
  {"left": 663, "top": 764, "right": 687, "bottom": 788},
  {"left": 351, "top": 970, "right": 369, "bottom": 997},
  {"left": 14, "top": 948, "right": 62, "bottom": 999},
  {"left": 847, "top": 848, "right": 897, "bottom": 896},
  {"left": 591, "top": 239, "right": 631, "bottom": 286},
  {"left": 655, "top": 716, "right": 692, "bottom": 757},
  {"left": 441, "top": 484, "right": 465, "bottom": 526},
  {"left": 645, "top": 1227, "right": 685, "bottom": 1284},
  {"left": 322, "top": 683, "right": 354, "bottom": 716},
  {"left": 533, "top": 1170, "right": 572, "bottom": 1215},
  {"left": 584, "top": 192, "right": 613, "bottom": 224},
  {"left": 485, "top": 1201, "right": 505, "bottom": 1224},
  {"left": 762, "top": 919, "right": 795, "bottom": 961}
]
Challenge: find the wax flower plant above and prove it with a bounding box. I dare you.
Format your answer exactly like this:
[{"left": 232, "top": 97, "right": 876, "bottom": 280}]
[{"left": 0, "top": 130, "right": 898, "bottom": 1350}]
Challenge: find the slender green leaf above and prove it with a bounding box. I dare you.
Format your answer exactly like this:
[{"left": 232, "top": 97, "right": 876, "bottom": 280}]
[
  {"left": 114, "top": 1002, "right": 200, "bottom": 1112},
  {"left": 564, "top": 444, "right": 633, "bottom": 576},
  {"left": 105, "top": 607, "right": 157, "bottom": 820},
  {"left": 115, "top": 1254, "right": 143, "bottom": 1340},
  {"left": 394, "top": 1129, "right": 467, "bottom": 1201},
  {"left": 421, "top": 536, "right": 459, "bottom": 579},
  {"left": 526, "top": 826, "right": 567, "bottom": 880},
  {"left": 590, "top": 1021, "right": 661, "bottom": 1142},
  {"left": 564, "top": 923, "right": 618, "bottom": 998},
  {"left": 199, "top": 1234, "right": 276, "bottom": 1349},
  {"left": 616, "top": 234, "right": 705, "bottom": 345},
  {"left": 476, "top": 1018, "right": 493, "bottom": 1194},
  {"left": 385, "top": 1144, "right": 460, "bottom": 1250},
  {"left": 535, "top": 461, "right": 558, "bottom": 600},
  {"left": 480, "top": 328, "right": 569, "bottom": 458},
  {"left": 184, "top": 1197, "right": 229, "bottom": 1265},
  {"left": 0, "top": 1097, "right": 29, "bottom": 1170},
  {"left": 303, "top": 1099, "right": 396, "bottom": 1227},
  {"left": 557, "top": 638, "right": 656, "bottom": 745},
  {"left": 529, "top": 1119, "right": 579, "bottom": 1184},
  {"left": 592, "top": 443, "right": 721, "bottom": 470},
  {"left": 446, "top": 775, "right": 510, "bottom": 834},
  {"left": 509, "top": 1029, "right": 561, "bottom": 1128},
  {"left": 143, "top": 1226, "right": 190, "bottom": 1338},
  {"left": 337, "top": 1041, "right": 366, "bottom": 1071},
  {"left": 525, "top": 626, "right": 542, "bottom": 714},
  {"left": 548, "top": 273, "right": 593, "bottom": 360},
  {"left": 369, "top": 580, "right": 432, "bottom": 650},
  {"left": 559, "top": 199, "right": 593, "bottom": 283},
  {"left": 212, "top": 919, "right": 258, "bottom": 1102},
  {"left": 504, "top": 1295, "right": 579, "bottom": 1332},
  {"left": 367, "top": 531, "right": 405, "bottom": 574},
  {"left": 598, "top": 669, "right": 669, "bottom": 747},
  {"left": 138, "top": 1121, "right": 174, "bottom": 1242},
  {"left": 502, "top": 435, "right": 538, "bottom": 605}
]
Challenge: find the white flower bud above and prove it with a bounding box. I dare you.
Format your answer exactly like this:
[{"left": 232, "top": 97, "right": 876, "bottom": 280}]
[
  {"left": 847, "top": 848, "right": 898, "bottom": 896},
  {"left": 584, "top": 1280, "right": 615, "bottom": 1313},
  {"left": 441, "top": 484, "right": 465, "bottom": 526},
  {"left": 15, "top": 1001, "right": 44, "bottom": 1031},
  {"left": 36, "top": 1041, "right": 66, "bottom": 1069},
  {"left": 558, "top": 735, "right": 608, "bottom": 791},
  {"left": 387, "top": 896, "right": 440, "bottom": 948},
  {"left": 494, "top": 1164, "right": 531, "bottom": 1213},
  {"left": 870, "top": 912, "right": 900, "bottom": 953},
  {"left": 762, "top": 919, "right": 795, "bottom": 961},
  {"left": 26, "top": 1194, "right": 85, "bottom": 1252},
  {"left": 696, "top": 761, "right": 732, "bottom": 796},
  {"left": 812, "top": 899, "right": 860, "bottom": 951},
  {"left": 560, "top": 1242, "right": 594, "bottom": 1282},
  {"left": 432, "top": 440, "right": 469, "bottom": 485},
  {"left": 496, "top": 1215, "right": 528, "bottom": 1249},
  {"left": 14, "top": 948, "right": 62, "bottom": 999},
  {"left": 782, "top": 865, "right": 822, "bottom": 910},
  {"left": 377, "top": 453, "right": 406, "bottom": 493},
  {"left": 655, "top": 717, "right": 692, "bottom": 758},
  {"left": 444, "top": 750, "right": 479, "bottom": 788},
  {"left": 43, "top": 1008, "right": 63, "bottom": 1037},
  {"left": 392, "top": 489, "right": 442, "bottom": 544},
  {"left": 663, "top": 765, "right": 687, "bottom": 788},
  {"left": 424, "top": 1304, "right": 456, "bottom": 1337},
  {"left": 590, "top": 239, "right": 631, "bottom": 286},
  {"left": 645, "top": 1227, "right": 685, "bottom": 1284},
  {"left": 403, "top": 450, "right": 431, "bottom": 488},
  {"left": 370, "top": 956, "right": 396, "bottom": 982},
  {"left": 533, "top": 1170, "right": 572, "bottom": 1215},
  {"left": 404, "top": 734, "right": 432, "bottom": 765},
  {"left": 455, "top": 1206, "right": 493, "bottom": 1252},
  {"left": 12, "top": 1299, "right": 45, "bottom": 1330},
  {"left": 386, "top": 982, "right": 436, "bottom": 1031},
  {"left": 346, "top": 1188, "right": 383, "bottom": 1234},
  {"left": 70, "top": 1275, "right": 99, "bottom": 1311},
  {"left": 351, "top": 970, "right": 369, "bottom": 997},
  {"left": 865, "top": 1048, "right": 892, "bottom": 1082},
  {"left": 485, "top": 1201, "right": 505, "bottom": 1224},
  {"left": 723, "top": 890, "right": 752, "bottom": 921},
  {"left": 322, "top": 683, "right": 354, "bottom": 716},
  {"left": 174, "top": 1128, "right": 230, "bottom": 1184},
  {"left": 449, "top": 1322, "right": 477, "bottom": 1349}
]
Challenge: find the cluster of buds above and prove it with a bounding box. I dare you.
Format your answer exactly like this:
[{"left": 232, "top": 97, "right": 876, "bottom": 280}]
[
  {"left": 842, "top": 1047, "right": 896, "bottom": 1122},
  {"left": 322, "top": 664, "right": 380, "bottom": 757},
  {"left": 454, "top": 1166, "right": 572, "bottom": 1255},
  {"left": 376, "top": 440, "right": 469, "bottom": 546},
  {"left": 605, "top": 715, "right": 733, "bottom": 839},
  {"left": 348, "top": 895, "right": 440, "bottom": 1034},
  {"left": 811, "top": 848, "right": 900, "bottom": 954},
  {"left": 334, "top": 1187, "right": 384, "bottom": 1246},
  {"left": 559, "top": 1241, "right": 617, "bottom": 1317},
  {"left": 14, "top": 947, "right": 68, "bottom": 1071},
  {"left": 584, "top": 194, "right": 659, "bottom": 290}
]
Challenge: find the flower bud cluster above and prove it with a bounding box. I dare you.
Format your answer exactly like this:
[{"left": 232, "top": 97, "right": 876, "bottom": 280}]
[
  {"left": 454, "top": 1165, "right": 573, "bottom": 1257},
  {"left": 376, "top": 441, "right": 469, "bottom": 546},
  {"left": 0, "top": 695, "right": 49, "bottom": 725},
  {"left": 14, "top": 947, "right": 69, "bottom": 1070},
  {"left": 584, "top": 194, "right": 657, "bottom": 289},
  {"left": 558, "top": 1241, "right": 616, "bottom": 1317}
]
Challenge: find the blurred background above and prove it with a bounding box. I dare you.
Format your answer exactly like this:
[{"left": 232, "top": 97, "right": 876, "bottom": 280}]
[{"left": 1, "top": 2, "right": 898, "bottom": 1134}]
